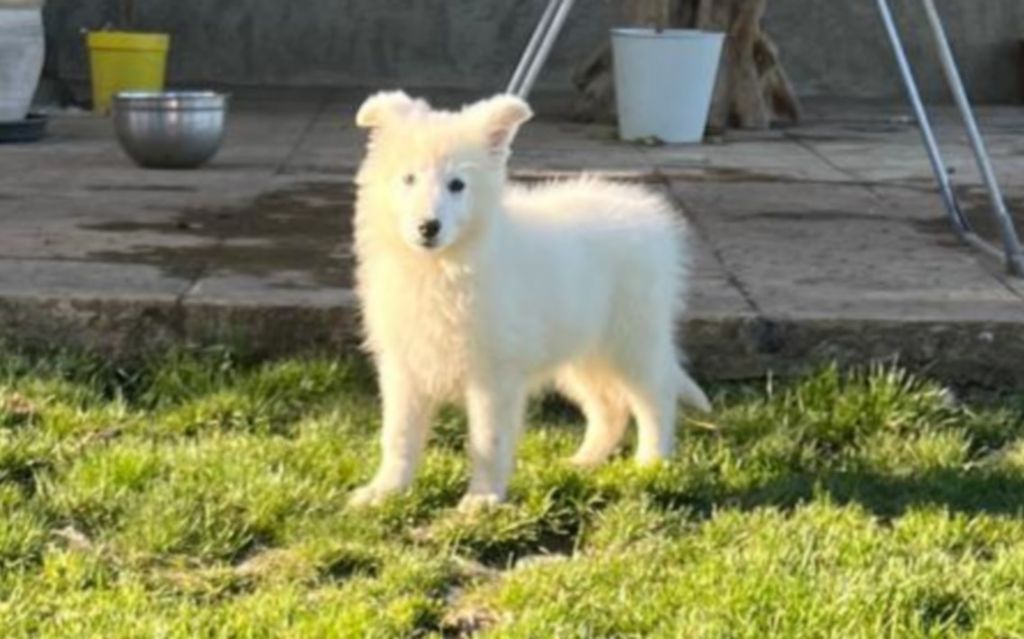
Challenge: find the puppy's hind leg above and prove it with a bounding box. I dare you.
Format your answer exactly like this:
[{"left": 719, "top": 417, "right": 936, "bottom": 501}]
[
  {"left": 620, "top": 357, "right": 680, "bottom": 466},
  {"left": 559, "top": 368, "right": 630, "bottom": 468},
  {"left": 349, "top": 359, "right": 434, "bottom": 507},
  {"left": 618, "top": 363, "right": 710, "bottom": 466}
]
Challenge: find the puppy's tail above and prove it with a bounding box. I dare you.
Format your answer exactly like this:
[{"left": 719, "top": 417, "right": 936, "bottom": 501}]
[{"left": 677, "top": 366, "right": 712, "bottom": 413}]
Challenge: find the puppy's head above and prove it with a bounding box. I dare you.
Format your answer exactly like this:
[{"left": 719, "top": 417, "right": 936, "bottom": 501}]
[{"left": 355, "top": 91, "right": 532, "bottom": 253}]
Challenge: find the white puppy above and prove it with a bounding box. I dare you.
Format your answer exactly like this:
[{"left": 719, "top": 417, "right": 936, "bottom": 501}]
[{"left": 348, "top": 92, "right": 709, "bottom": 511}]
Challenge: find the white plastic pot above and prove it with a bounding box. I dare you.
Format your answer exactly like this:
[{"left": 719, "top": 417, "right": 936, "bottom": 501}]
[
  {"left": 612, "top": 28, "right": 725, "bottom": 144},
  {"left": 0, "top": 8, "right": 44, "bottom": 122}
]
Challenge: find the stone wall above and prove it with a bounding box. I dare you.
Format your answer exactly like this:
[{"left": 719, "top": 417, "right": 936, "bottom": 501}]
[{"left": 42, "top": 0, "right": 1024, "bottom": 104}]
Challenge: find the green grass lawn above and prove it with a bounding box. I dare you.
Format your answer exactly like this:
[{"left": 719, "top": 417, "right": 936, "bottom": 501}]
[{"left": 1, "top": 348, "right": 1023, "bottom": 637}]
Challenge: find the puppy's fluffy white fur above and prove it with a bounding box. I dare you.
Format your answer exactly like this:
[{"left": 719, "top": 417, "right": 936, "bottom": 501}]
[{"left": 349, "top": 92, "right": 709, "bottom": 510}]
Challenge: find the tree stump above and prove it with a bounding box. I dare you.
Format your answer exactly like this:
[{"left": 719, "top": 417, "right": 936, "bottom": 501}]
[{"left": 572, "top": 0, "right": 801, "bottom": 130}]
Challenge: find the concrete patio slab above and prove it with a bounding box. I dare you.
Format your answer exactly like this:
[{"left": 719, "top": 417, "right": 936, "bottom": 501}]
[
  {"left": 0, "top": 258, "right": 194, "bottom": 301},
  {"left": 647, "top": 139, "right": 855, "bottom": 184},
  {"left": 2, "top": 92, "right": 1023, "bottom": 386},
  {"left": 673, "top": 180, "right": 1024, "bottom": 321}
]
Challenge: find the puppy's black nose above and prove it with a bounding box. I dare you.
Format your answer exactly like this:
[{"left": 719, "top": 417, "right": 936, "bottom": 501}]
[{"left": 418, "top": 219, "right": 441, "bottom": 240}]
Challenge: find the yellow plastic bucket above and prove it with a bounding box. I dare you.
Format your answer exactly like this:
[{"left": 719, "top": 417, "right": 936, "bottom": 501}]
[{"left": 87, "top": 31, "right": 170, "bottom": 115}]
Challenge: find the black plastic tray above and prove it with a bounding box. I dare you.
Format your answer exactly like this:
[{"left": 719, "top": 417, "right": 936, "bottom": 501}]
[{"left": 0, "top": 113, "right": 48, "bottom": 144}]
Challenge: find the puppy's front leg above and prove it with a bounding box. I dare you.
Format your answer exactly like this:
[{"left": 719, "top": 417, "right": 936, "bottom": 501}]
[
  {"left": 349, "top": 360, "right": 433, "bottom": 507},
  {"left": 460, "top": 379, "right": 527, "bottom": 512}
]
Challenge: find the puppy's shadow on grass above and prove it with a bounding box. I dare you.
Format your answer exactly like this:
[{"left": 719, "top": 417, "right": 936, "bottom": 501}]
[
  {"left": 719, "top": 468, "right": 1024, "bottom": 521},
  {"left": 530, "top": 388, "right": 1024, "bottom": 523}
]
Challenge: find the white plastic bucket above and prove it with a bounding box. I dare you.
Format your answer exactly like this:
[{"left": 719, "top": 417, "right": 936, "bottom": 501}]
[
  {"left": 612, "top": 28, "right": 725, "bottom": 144},
  {"left": 0, "top": 8, "right": 44, "bottom": 122}
]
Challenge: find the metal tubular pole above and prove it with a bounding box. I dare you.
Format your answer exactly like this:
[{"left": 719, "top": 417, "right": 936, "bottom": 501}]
[
  {"left": 875, "top": 0, "right": 969, "bottom": 236},
  {"left": 515, "top": 0, "right": 576, "bottom": 99},
  {"left": 507, "top": 0, "right": 561, "bottom": 96},
  {"left": 921, "top": 0, "right": 1024, "bottom": 275}
]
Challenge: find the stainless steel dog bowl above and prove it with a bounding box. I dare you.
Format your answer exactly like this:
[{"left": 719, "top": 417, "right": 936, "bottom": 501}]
[{"left": 112, "top": 91, "right": 228, "bottom": 169}]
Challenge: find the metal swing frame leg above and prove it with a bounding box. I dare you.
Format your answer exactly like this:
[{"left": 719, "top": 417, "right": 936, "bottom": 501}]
[
  {"left": 876, "top": 0, "right": 1024, "bottom": 276},
  {"left": 507, "top": 0, "right": 577, "bottom": 99}
]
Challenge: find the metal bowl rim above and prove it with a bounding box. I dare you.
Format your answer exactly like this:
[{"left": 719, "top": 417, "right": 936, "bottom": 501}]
[{"left": 113, "top": 91, "right": 230, "bottom": 111}]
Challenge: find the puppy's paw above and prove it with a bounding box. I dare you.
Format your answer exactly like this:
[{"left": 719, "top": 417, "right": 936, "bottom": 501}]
[
  {"left": 347, "top": 482, "right": 398, "bottom": 508},
  {"left": 457, "top": 492, "right": 503, "bottom": 514},
  {"left": 634, "top": 452, "right": 670, "bottom": 468},
  {"left": 566, "top": 451, "right": 608, "bottom": 469}
]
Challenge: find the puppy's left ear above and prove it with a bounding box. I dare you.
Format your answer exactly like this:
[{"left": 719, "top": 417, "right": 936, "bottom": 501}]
[
  {"left": 469, "top": 94, "right": 534, "bottom": 154},
  {"left": 356, "top": 91, "right": 429, "bottom": 129}
]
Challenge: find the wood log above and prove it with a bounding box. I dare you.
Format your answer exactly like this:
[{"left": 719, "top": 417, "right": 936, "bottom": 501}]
[
  {"left": 700, "top": 0, "right": 770, "bottom": 129},
  {"left": 570, "top": 40, "right": 614, "bottom": 122}
]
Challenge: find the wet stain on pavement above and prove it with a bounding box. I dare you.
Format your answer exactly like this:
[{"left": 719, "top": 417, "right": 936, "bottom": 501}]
[
  {"left": 668, "top": 167, "right": 798, "bottom": 184},
  {"left": 82, "top": 181, "right": 354, "bottom": 289},
  {"left": 912, "top": 186, "right": 1024, "bottom": 250},
  {"left": 86, "top": 184, "right": 199, "bottom": 193},
  {"left": 743, "top": 209, "right": 897, "bottom": 223}
]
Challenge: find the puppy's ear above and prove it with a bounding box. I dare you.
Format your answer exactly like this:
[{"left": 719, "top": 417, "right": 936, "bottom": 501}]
[
  {"left": 356, "top": 91, "right": 429, "bottom": 129},
  {"left": 468, "top": 94, "right": 534, "bottom": 153}
]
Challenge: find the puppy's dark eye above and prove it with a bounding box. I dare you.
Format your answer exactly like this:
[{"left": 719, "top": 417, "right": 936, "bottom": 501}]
[
  {"left": 448, "top": 178, "right": 466, "bottom": 194},
  {"left": 403, "top": 174, "right": 416, "bottom": 186}
]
